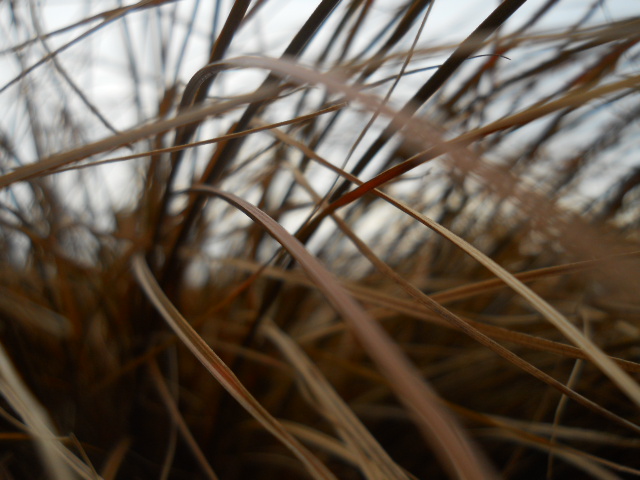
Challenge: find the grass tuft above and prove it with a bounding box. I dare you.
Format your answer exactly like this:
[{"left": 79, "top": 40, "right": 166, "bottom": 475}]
[{"left": 1, "top": 1, "right": 640, "bottom": 478}]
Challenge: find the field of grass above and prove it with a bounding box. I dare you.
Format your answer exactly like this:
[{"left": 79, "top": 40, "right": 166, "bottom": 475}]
[{"left": 1, "top": 1, "right": 640, "bottom": 478}]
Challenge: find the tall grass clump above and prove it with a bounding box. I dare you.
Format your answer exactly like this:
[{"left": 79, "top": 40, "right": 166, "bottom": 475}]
[{"left": 1, "top": 1, "right": 640, "bottom": 478}]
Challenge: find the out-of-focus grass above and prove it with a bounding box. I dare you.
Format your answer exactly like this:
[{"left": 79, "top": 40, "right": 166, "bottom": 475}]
[{"left": 1, "top": 1, "right": 640, "bottom": 479}]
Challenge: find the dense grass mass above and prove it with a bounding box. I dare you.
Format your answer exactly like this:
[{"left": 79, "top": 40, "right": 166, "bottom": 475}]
[{"left": 1, "top": 1, "right": 640, "bottom": 478}]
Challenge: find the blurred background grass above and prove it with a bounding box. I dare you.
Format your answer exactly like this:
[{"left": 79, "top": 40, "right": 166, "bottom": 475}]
[{"left": 1, "top": 1, "right": 640, "bottom": 478}]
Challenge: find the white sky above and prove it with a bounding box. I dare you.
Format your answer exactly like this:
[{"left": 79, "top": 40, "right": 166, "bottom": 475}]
[{"left": 1, "top": 0, "right": 638, "bottom": 230}]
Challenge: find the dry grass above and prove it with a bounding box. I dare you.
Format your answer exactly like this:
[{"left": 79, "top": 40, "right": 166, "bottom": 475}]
[{"left": 1, "top": 1, "right": 640, "bottom": 478}]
